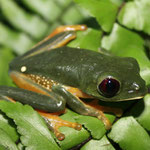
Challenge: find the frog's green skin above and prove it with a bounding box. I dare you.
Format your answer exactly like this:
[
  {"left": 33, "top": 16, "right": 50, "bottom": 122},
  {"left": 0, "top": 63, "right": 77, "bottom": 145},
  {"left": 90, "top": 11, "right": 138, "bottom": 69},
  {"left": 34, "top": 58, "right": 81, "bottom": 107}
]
[
  {"left": 10, "top": 46, "right": 147, "bottom": 101},
  {"left": 0, "top": 31, "right": 147, "bottom": 128}
]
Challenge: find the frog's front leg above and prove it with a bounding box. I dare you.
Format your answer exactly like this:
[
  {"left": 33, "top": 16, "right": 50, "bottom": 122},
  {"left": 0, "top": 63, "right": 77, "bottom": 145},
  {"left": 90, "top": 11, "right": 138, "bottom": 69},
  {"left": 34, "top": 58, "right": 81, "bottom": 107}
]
[
  {"left": 0, "top": 86, "right": 82, "bottom": 140},
  {"left": 0, "top": 86, "right": 66, "bottom": 112},
  {"left": 52, "top": 85, "right": 111, "bottom": 130}
]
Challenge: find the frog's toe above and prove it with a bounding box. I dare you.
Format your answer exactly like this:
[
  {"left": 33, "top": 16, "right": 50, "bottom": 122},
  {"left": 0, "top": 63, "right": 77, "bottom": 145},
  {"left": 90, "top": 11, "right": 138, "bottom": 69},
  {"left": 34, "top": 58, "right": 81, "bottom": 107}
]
[
  {"left": 55, "top": 131, "right": 65, "bottom": 141},
  {"left": 74, "top": 123, "right": 82, "bottom": 130},
  {"left": 101, "top": 116, "right": 112, "bottom": 130},
  {"left": 54, "top": 122, "right": 82, "bottom": 141},
  {"left": 97, "top": 111, "right": 112, "bottom": 130}
]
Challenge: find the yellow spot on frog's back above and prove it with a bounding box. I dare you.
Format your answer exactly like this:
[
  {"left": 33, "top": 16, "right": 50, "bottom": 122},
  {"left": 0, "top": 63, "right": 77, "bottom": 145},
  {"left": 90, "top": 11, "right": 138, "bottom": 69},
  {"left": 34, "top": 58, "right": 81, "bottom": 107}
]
[{"left": 21, "top": 66, "right": 27, "bottom": 72}]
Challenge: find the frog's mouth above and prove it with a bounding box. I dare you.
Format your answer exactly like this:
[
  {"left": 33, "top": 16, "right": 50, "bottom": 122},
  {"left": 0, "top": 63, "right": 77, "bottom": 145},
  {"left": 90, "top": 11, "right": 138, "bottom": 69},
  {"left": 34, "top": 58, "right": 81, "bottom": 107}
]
[
  {"left": 100, "top": 95, "right": 145, "bottom": 102},
  {"left": 119, "top": 95, "right": 145, "bottom": 101},
  {"left": 106, "top": 85, "right": 148, "bottom": 102},
  {"left": 98, "top": 90, "right": 147, "bottom": 102}
]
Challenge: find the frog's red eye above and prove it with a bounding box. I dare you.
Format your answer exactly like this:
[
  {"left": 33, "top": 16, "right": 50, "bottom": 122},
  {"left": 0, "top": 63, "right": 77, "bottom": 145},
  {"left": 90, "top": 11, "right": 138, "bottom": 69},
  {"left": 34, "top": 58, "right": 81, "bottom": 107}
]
[{"left": 98, "top": 78, "right": 120, "bottom": 97}]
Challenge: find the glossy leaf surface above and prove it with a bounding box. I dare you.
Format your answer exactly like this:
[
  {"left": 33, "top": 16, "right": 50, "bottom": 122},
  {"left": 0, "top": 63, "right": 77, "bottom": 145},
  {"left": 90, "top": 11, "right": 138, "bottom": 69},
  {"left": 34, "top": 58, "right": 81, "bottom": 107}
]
[
  {"left": 0, "top": 101, "right": 60, "bottom": 150},
  {"left": 118, "top": 0, "right": 150, "bottom": 35},
  {"left": 109, "top": 117, "right": 150, "bottom": 150},
  {"left": 68, "top": 28, "right": 102, "bottom": 51},
  {"left": 129, "top": 94, "right": 150, "bottom": 131},
  {"left": 0, "top": 128, "right": 18, "bottom": 150},
  {"left": 0, "top": 113, "right": 18, "bottom": 143},
  {"left": 81, "top": 135, "right": 115, "bottom": 150},
  {"left": 75, "top": 0, "right": 120, "bottom": 32}
]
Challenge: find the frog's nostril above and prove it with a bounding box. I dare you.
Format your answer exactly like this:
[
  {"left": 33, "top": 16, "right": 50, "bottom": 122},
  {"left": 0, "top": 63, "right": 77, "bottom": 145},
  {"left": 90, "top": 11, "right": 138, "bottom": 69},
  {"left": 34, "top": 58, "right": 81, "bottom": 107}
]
[{"left": 132, "top": 82, "right": 140, "bottom": 91}]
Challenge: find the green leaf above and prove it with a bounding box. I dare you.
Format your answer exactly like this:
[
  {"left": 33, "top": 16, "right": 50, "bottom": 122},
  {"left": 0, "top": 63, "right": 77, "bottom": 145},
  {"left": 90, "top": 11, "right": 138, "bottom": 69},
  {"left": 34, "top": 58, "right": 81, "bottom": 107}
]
[
  {"left": 109, "top": 116, "right": 150, "bottom": 150},
  {"left": 0, "top": 0, "right": 48, "bottom": 39},
  {"left": 0, "top": 113, "right": 19, "bottom": 142},
  {"left": 57, "top": 110, "right": 90, "bottom": 150},
  {"left": 0, "top": 23, "right": 35, "bottom": 55},
  {"left": 61, "top": 5, "right": 86, "bottom": 25},
  {"left": 0, "top": 47, "right": 15, "bottom": 86},
  {"left": 74, "top": 0, "right": 120, "bottom": 32},
  {"left": 68, "top": 28, "right": 102, "bottom": 51},
  {"left": 118, "top": 0, "right": 150, "bottom": 35},
  {"left": 22, "top": 0, "right": 62, "bottom": 22},
  {"left": 101, "top": 23, "right": 150, "bottom": 85},
  {"left": 17, "top": 143, "right": 25, "bottom": 150},
  {"left": 129, "top": 94, "right": 150, "bottom": 131},
  {"left": 0, "top": 101, "right": 61, "bottom": 150},
  {"left": 0, "top": 128, "right": 18, "bottom": 150},
  {"left": 75, "top": 115, "right": 106, "bottom": 139},
  {"left": 55, "top": 0, "right": 72, "bottom": 8},
  {"left": 110, "top": 0, "right": 123, "bottom": 6},
  {"left": 81, "top": 135, "right": 115, "bottom": 150}
]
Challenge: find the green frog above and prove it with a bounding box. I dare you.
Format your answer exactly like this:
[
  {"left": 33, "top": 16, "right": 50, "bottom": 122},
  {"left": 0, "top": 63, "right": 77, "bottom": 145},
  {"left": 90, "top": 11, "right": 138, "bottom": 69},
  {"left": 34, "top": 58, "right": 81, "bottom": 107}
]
[{"left": 0, "top": 25, "right": 147, "bottom": 140}]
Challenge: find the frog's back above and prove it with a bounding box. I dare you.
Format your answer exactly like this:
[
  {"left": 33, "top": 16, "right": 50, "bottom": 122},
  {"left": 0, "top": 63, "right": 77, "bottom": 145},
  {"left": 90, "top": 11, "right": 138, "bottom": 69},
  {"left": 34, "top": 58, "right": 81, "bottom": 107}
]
[
  {"left": 10, "top": 46, "right": 136, "bottom": 90},
  {"left": 32, "top": 47, "right": 106, "bottom": 87},
  {"left": 10, "top": 47, "right": 108, "bottom": 87}
]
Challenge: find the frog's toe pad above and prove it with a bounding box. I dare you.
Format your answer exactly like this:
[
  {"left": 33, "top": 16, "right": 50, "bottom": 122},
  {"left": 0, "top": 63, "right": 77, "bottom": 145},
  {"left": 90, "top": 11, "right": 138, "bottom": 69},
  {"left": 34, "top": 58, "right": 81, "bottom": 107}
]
[
  {"left": 74, "top": 124, "right": 82, "bottom": 130},
  {"left": 54, "top": 122, "right": 82, "bottom": 141},
  {"left": 55, "top": 132, "right": 65, "bottom": 141}
]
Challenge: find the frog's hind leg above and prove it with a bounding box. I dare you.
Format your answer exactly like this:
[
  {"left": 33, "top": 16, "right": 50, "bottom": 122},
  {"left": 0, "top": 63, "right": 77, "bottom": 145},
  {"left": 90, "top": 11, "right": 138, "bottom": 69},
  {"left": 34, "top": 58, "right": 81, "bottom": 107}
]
[
  {"left": 22, "top": 31, "right": 77, "bottom": 59},
  {"left": 46, "top": 24, "right": 87, "bottom": 39},
  {"left": 22, "top": 24, "right": 87, "bottom": 59},
  {"left": 31, "top": 24, "right": 87, "bottom": 53}
]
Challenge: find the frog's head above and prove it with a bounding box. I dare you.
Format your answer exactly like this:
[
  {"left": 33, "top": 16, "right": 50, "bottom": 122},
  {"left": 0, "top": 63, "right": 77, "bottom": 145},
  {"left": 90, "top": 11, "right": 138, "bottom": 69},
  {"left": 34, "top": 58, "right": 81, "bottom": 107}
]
[{"left": 84, "top": 56, "right": 147, "bottom": 102}]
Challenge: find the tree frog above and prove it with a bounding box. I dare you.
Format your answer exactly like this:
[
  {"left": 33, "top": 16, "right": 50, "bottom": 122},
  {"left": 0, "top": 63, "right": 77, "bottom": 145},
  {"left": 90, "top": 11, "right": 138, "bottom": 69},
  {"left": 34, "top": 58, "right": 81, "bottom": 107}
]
[{"left": 0, "top": 25, "right": 147, "bottom": 140}]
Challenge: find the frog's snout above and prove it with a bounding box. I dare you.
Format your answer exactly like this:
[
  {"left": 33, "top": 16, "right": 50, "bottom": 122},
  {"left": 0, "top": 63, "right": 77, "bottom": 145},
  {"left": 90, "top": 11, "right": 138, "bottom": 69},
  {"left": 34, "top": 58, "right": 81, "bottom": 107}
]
[
  {"left": 127, "top": 79, "right": 148, "bottom": 100},
  {"left": 128, "top": 82, "right": 140, "bottom": 94}
]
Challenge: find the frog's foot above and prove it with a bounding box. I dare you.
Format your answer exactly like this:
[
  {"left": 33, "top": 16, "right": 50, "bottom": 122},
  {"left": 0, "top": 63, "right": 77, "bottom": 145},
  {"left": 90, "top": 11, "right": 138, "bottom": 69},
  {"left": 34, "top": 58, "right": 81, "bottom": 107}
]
[
  {"left": 82, "top": 104, "right": 112, "bottom": 130},
  {"left": 47, "top": 24, "right": 87, "bottom": 39},
  {"left": 38, "top": 111, "right": 82, "bottom": 141},
  {"left": 42, "top": 24, "right": 87, "bottom": 48},
  {"left": 86, "top": 99, "right": 123, "bottom": 117},
  {"left": 96, "top": 109, "right": 112, "bottom": 130}
]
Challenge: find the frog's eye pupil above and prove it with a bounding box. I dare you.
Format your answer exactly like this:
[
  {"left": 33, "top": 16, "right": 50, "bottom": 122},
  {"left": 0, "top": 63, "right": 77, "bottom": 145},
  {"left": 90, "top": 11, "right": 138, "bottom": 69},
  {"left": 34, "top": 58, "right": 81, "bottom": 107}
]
[{"left": 98, "top": 78, "right": 120, "bottom": 97}]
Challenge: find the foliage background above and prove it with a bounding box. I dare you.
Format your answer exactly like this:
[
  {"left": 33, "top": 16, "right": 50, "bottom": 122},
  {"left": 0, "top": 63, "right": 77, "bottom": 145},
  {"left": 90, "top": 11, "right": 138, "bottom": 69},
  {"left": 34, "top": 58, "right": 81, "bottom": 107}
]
[{"left": 0, "top": 0, "right": 150, "bottom": 150}]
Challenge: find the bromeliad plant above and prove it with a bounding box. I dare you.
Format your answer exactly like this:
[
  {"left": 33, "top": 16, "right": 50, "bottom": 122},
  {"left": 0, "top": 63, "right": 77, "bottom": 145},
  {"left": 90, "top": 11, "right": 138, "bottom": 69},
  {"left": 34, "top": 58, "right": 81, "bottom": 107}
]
[{"left": 0, "top": 0, "right": 150, "bottom": 150}]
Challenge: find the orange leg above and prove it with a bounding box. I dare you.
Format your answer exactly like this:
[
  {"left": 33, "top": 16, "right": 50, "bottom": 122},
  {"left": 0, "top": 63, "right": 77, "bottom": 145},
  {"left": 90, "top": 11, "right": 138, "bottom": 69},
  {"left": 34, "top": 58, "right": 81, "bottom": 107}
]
[
  {"left": 38, "top": 111, "right": 82, "bottom": 141},
  {"left": 33, "top": 24, "right": 87, "bottom": 50},
  {"left": 47, "top": 24, "right": 87, "bottom": 39}
]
